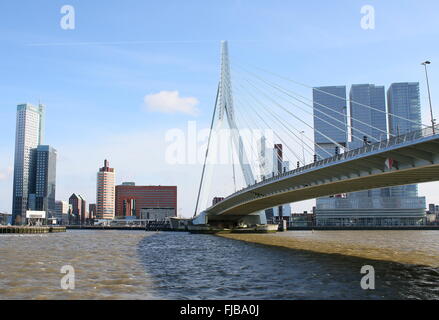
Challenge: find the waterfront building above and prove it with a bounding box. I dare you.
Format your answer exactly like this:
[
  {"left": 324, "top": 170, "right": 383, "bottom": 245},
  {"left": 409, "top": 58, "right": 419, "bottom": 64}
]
[
  {"left": 96, "top": 160, "right": 115, "bottom": 220},
  {"left": 0, "top": 212, "right": 12, "bottom": 225},
  {"left": 313, "top": 83, "right": 426, "bottom": 226},
  {"left": 115, "top": 183, "right": 177, "bottom": 219},
  {"left": 312, "top": 87, "right": 347, "bottom": 225},
  {"left": 349, "top": 84, "right": 387, "bottom": 149},
  {"left": 313, "top": 86, "right": 348, "bottom": 160},
  {"left": 88, "top": 203, "right": 96, "bottom": 220},
  {"left": 387, "top": 83, "right": 423, "bottom": 199},
  {"left": 69, "top": 193, "right": 86, "bottom": 224},
  {"left": 32, "top": 145, "right": 57, "bottom": 218},
  {"left": 257, "top": 140, "right": 291, "bottom": 221},
  {"left": 55, "top": 200, "right": 71, "bottom": 225},
  {"left": 12, "top": 103, "right": 45, "bottom": 224}
]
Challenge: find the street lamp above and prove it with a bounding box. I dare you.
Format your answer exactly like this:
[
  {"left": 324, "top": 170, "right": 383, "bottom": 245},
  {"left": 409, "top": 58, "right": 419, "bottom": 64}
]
[
  {"left": 299, "top": 131, "right": 305, "bottom": 165},
  {"left": 422, "top": 61, "right": 435, "bottom": 134}
]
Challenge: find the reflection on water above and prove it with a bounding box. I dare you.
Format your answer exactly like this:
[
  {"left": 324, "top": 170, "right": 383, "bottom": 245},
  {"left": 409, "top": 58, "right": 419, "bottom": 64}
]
[
  {"left": 138, "top": 232, "right": 439, "bottom": 300},
  {"left": 255, "top": 231, "right": 439, "bottom": 267},
  {"left": 0, "top": 230, "right": 438, "bottom": 300}
]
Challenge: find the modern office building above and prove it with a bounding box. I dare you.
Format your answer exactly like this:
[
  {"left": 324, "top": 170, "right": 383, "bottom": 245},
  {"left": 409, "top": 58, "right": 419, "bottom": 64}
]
[
  {"left": 388, "top": 83, "right": 423, "bottom": 135},
  {"left": 348, "top": 84, "right": 387, "bottom": 200},
  {"left": 88, "top": 203, "right": 96, "bottom": 220},
  {"left": 55, "top": 200, "right": 71, "bottom": 224},
  {"left": 313, "top": 86, "right": 348, "bottom": 160},
  {"left": 387, "top": 82, "right": 423, "bottom": 198},
  {"left": 349, "top": 84, "right": 387, "bottom": 149},
  {"left": 314, "top": 83, "right": 426, "bottom": 226},
  {"left": 12, "top": 103, "right": 45, "bottom": 224},
  {"left": 313, "top": 87, "right": 347, "bottom": 225},
  {"left": 257, "top": 139, "right": 291, "bottom": 221},
  {"left": 31, "top": 145, "right": 57, "bottom": 218},
  {"left": 115, "top": 183, "right": 177, "bottom": 219},
  {"left": 96, "top": 160, "right": 115, "bottom": 220},
  {"left": 69, "top": 193, "right": 86, "bottom": 224}
]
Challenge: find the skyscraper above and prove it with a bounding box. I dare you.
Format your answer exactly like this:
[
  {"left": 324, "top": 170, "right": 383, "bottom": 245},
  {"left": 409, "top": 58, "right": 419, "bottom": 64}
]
[
  {"left": 313, "top": 83, "right": 426, "bottom": 226},
  {"left": 257, "top": 139, "right": 291, "bottom": 221},
  {"left": 55, "top": 200, "right": 71, "bottom": 225},
  {"left": 313, "top": 86, "right": 348, "bottom": 159},
  {"left": 69, "top": 193, "right": 86, "bottom": 225},
  {"left": 89, "top": 203, "right": 96, "bottom": 220},
  {"left": 96, "top": 160, "right": 115, "bottom": 220},
  {"left": 313, "top": 87, "right": 347, "bottom": 225},
  {"left": 388, "top": 83, "right": 423, "bottom": 199},
  {"left": 349, "top": 84, "right": 387, "bottom": 149},
  {"left": 12, "top": 103, "right": 45, "bottom": 224},
  {"left": 33, "top": 145, "right": 57, "bottom": 217},
  {"left": 349, "top": 84, "right": 387, "bottom": 199},
  {"left": 388, "top": 82, "right": 422, "bottom": 135}
]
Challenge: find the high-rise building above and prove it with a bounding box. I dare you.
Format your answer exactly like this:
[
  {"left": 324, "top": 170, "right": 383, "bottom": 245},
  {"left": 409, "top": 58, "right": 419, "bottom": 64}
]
[
  {"left": 313, "top": 86, "right": 348, "bottom": 160},
  {"left": 313, "top": 87, "right": 347, "bottom": 225},
  {"left": 32, "top": 145, "right": 57, "bottom": 218},
  {"left": 96, "top": 160, "right": 115, "bottom": 220},
  {"left": 88, "top": 203, "right": 97, "bottom": 220},
  {"left": 349, "top": 84, "right": 387, "bottom": 149},
  {"left": 69, "top": 193, "right": 85, "bottom": 225},
  {"left": 257, "top": 139, "right": 291, "bottom": 221},
  {"left": 12, "top": 103, "right": 45, "bottom": 224},
  {"left": 387, "top": 82, "right": 423, "bottom": 199},
  {"left": 272, "top": 144, "right": 291, "bottom": 218},
  {"left": 349, "top": 84, "right": 387, "bottom": 199},
  {"left": 388, "top": 83, "right": 422, "bottom": 135},
  {"left": 55, "top": 200, "right": 71, "bottom": 224},
  {"left": 115, "top": 183, "right": 177, "bottom": 219},
  {"left": 314, "top": 83, "right": 426, "bottom": 226}
]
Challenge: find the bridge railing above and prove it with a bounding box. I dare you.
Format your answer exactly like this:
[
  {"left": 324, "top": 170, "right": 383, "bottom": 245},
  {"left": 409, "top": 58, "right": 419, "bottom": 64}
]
[{"left": 215, "top": 125, "right": 438, "bottom": 206}]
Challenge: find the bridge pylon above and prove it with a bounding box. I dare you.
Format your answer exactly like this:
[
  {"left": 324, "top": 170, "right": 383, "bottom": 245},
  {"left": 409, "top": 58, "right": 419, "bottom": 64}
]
[{"left": 192, "top": 41, "right": 267, "bottom": 226}]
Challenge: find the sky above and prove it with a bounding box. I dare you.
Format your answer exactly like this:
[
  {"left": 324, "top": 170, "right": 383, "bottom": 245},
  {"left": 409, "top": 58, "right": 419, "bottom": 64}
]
[{"left": 1, "top": 0, "right": 439, "bottom": 217}]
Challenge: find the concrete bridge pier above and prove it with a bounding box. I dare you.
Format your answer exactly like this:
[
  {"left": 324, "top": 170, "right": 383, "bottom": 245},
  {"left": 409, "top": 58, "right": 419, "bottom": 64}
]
[{"left": 192, "top": 211, "right": 267, "bottom": 229}]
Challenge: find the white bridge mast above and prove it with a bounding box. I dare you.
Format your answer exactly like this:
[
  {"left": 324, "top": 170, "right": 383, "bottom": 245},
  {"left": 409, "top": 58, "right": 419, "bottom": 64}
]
[
  {"left": 193, "top": 41, "right": 267, "bottom": 225},
  {"left": 217, "top": 41, "right": 255, "bottom": 187}
]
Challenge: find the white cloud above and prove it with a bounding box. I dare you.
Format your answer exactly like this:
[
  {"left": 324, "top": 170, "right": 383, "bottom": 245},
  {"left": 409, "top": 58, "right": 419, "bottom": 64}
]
[{"left": 144, "top": 91, "right": 199, "bottom": 116}]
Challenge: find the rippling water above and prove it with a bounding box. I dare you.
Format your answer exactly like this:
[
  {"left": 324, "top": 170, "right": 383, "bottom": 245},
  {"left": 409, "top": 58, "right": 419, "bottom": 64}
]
[
  {"left": 0, "top": 230, "right": 438, "bottom": 299},
  {"left": 0, "top": 230, "right": 155, "bottom": 299}
]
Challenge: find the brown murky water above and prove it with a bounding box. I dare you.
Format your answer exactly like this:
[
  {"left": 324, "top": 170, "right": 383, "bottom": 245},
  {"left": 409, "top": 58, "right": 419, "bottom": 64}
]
[
  {"left": 219, "top": 230, "right": 439, "bottom": 268},
  {"left": 1, "top": 230, "right": 439, "bottom": 299},
  {"left": 0, "top": 230, "right": 156, "bottom": 299}
]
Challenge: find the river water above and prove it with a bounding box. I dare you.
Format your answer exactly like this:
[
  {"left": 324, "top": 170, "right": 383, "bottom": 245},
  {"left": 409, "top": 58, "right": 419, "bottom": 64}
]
[{"left": 0, "top": 230, "right": 438, "bottom": 300}]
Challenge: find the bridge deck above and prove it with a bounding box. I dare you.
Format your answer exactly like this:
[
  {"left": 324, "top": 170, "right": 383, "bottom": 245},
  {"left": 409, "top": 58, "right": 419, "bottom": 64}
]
[{"left": 205, "top": 127, "right": 439, "bottom": 218}]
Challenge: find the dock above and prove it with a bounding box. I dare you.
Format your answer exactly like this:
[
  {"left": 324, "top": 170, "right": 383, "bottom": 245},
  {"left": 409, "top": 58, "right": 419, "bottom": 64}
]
[{"left": 0, "top": 226, "right": 66, "bottom": 234}]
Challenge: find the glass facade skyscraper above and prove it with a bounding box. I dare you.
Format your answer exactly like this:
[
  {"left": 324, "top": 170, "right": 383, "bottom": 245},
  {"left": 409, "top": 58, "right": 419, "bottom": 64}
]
[
  {"left": 388, "top": 82, "right": 422, "bottom": 198},
  {"left": 12, "top": 104, "right": 45, "bottom": 224},
  {"left": 33, "top": 145, "right": 57, "bottom": 218},
  {"left": 313, "top": 86, "right": 347, "bottom": 159},
  {"left": 313, "top": 86, "right": 347, "bottom": 222},
  {"left": 313, "top": 83, "right": 426, "bottom": 226},
  {"left": 349, "top": 84, "right": 387, "bottom": 149},
  {"left": 349, "top": 84, "right": 387, "bottom": 199}
]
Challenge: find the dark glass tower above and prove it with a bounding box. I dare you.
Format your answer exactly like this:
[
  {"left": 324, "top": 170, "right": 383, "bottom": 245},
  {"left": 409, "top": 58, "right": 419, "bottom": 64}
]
[{"left": 33, "top": 145, "right": 57, "bottom": 218}]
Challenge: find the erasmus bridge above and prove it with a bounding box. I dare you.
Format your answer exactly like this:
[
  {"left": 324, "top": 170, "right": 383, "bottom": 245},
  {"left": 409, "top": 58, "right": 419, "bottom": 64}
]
[{"left": 191, "top": 41, "right": 439, "bottom": 227}]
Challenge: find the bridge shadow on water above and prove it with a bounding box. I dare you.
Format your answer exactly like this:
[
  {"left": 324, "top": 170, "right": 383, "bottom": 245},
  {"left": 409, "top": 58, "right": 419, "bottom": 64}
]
[{"left": 136, "top": 232, "right": 439, "bottom": 300}]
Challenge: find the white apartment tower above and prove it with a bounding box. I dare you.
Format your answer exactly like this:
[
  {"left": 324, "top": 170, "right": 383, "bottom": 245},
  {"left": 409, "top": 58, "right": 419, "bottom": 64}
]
[
  {"left": 12, "top": 103, "right": 45, "bottom": 224},
  {"left": 96, "top": 160, "right": 116, "bottom": 220}
]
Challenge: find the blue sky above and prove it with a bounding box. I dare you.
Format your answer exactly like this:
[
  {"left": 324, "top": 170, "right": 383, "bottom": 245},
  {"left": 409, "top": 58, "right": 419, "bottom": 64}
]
[{"left": 1, "top": 0, "right": 439, "bottom": 216}]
